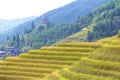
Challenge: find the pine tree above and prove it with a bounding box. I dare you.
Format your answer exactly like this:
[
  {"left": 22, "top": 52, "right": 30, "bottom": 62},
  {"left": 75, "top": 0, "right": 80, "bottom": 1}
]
[
  {"left": 87, "top": 31, "right": 93, "bottom": 42},
  {"left": 6, "top": 36, "right": 9, "bottom": 41},
  {"left": 31, "top": 21, "right": 35, "bottom": 30},
  {"left": 21, "top": 36, "right": 25, "bottom": 44}
]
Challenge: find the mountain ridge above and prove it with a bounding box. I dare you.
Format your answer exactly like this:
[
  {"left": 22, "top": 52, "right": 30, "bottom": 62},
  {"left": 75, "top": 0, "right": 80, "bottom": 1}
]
[{"left": 34, "top": 0, "right": 109, "bottom": 24}]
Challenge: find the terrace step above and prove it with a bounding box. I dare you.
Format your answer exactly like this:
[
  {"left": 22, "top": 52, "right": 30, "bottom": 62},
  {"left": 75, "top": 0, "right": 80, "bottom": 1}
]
[
  {"left": 0, "top": 65, "right": 53, "bottom": 74},
  {"left": 41, "top": 46, "right": 95, "bottom": 52},
  {"left": 19, "top": 54, "right": 81, "bottom": 61},
  {"left": 29, "top": 50, "right": 89, "bottom": 57},
  {"left": 58, "top": 42, "right": 102, "bottom": 48},
  {"left": 6, "top": 57, "right": 75, "bottom": 65},
  {"left": 0, "top": 70, "right": 46, "bottom": 78},
  {"left": 0, "top": 74, "right": 37, "bottom": 80},
  {"left": 0, "top": 61, "right": 68, "bottom": 69}
]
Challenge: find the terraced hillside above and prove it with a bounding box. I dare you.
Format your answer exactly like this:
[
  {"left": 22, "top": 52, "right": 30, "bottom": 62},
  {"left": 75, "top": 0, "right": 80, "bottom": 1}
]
[
  {"left": 0, "top": 42, "right": 101, "bottom": 80},
  {"left": 48, "top": 36, "right": 120, "bottom": 80}
]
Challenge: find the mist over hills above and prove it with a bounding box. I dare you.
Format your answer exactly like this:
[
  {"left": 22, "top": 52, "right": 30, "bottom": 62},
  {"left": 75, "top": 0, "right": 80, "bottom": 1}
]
[{"left": 0, "top": 16, "right": 36, "bottom": 33}]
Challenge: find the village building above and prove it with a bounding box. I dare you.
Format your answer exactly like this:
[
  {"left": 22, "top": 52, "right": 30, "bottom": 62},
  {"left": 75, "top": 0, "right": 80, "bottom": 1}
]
[
  {"left": 0, "top": 47, "right": 21, "bottom": 60},
  {"left": 5, "top": 47, "right": 21, "bottom": 56}
]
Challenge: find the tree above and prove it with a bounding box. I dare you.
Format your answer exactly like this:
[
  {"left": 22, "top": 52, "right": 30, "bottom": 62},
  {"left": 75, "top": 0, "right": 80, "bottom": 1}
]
[
  {"left": 32, "top": 42, "right": 43, "bottom": 49},
  {"left": 16, "top": 33, "right": 20, "bottom": 43},
  {"left": 87, "top": 31, "right": 93, "bottom": 42},
  {"left": 6, "top": 36, "right": 9, "bottom": 41},
  {"left": 22, "top": 46, "right": 32, "bottom": 52},
  {"left": 12, "top": 35, "right": 16, "bottom": 41},
  {"left": 31, "top": 21, "right": 35, "bottom": 30},
  {"left": 24, "top": 28, "right": 29, "bottom": 34},
  {"left": 21, "top": 36, "right": 25, "bottom": 44},
  {"left": 0, "top": 45, "right": 5, "bottom": 51}
]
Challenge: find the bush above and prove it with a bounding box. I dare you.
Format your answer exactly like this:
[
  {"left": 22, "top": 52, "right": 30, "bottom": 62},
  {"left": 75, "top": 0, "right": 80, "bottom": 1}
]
[{"left": 22, "top": 46, "right": 33, "bottom": 52}]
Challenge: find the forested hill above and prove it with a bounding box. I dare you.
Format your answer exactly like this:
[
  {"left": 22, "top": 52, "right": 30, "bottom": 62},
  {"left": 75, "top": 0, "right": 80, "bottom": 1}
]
[
  {"left": 3, "top": 0, "right": 110, "bottom": 51},
  {"left": 4, "top": 0, "right": 108, "bottom": 37},
  {"left": 62, "top": 0, "right": 120, "bottom": 42}
]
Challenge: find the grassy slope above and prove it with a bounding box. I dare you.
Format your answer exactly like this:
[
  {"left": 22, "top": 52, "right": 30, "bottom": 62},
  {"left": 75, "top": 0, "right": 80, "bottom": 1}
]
[{"left": 47, "top": 35, "right": 120, "bottom": 80}]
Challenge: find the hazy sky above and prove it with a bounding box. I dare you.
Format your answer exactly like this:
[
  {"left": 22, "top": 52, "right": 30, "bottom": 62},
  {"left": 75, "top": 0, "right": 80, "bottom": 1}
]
[{"left": 0, "top": 0, "right": 75, "bottom": 20}]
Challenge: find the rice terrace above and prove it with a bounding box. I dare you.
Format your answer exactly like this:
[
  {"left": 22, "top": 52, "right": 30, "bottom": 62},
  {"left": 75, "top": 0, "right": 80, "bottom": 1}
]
[
  {"left": 0, "top": 0, "right": 120, "bottom": 80},
  {"left": 0, "top": 33, "right": 120, "bottom": 80}
]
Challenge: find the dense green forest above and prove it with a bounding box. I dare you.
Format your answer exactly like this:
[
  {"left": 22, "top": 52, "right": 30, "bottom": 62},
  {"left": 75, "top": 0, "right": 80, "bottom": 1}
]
[
  {"left": 87, "top": 0, "right": 120, "bottom": 41},
  {"left": 4, "top": 16, "right": 92, "bottom": 51},
  {"left": 63, "top": 0, "right": 120, "bottom": 42}
]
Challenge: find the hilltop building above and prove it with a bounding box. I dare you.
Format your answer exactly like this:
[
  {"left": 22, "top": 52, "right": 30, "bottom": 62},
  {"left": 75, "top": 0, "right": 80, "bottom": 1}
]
[{"left": 36, "top": 16, "right": 52, "bottom": 31}]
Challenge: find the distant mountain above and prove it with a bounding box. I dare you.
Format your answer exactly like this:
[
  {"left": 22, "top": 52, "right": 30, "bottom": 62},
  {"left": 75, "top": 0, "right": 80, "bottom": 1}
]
[{"left": 0, "top": 16, "right": 36, "bottom": 33}]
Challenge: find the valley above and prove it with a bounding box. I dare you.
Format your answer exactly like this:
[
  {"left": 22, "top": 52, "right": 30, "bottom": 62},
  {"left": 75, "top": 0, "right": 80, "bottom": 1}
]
[{"left": 0, "top": 0, "right": 120, "bottom": 80}]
